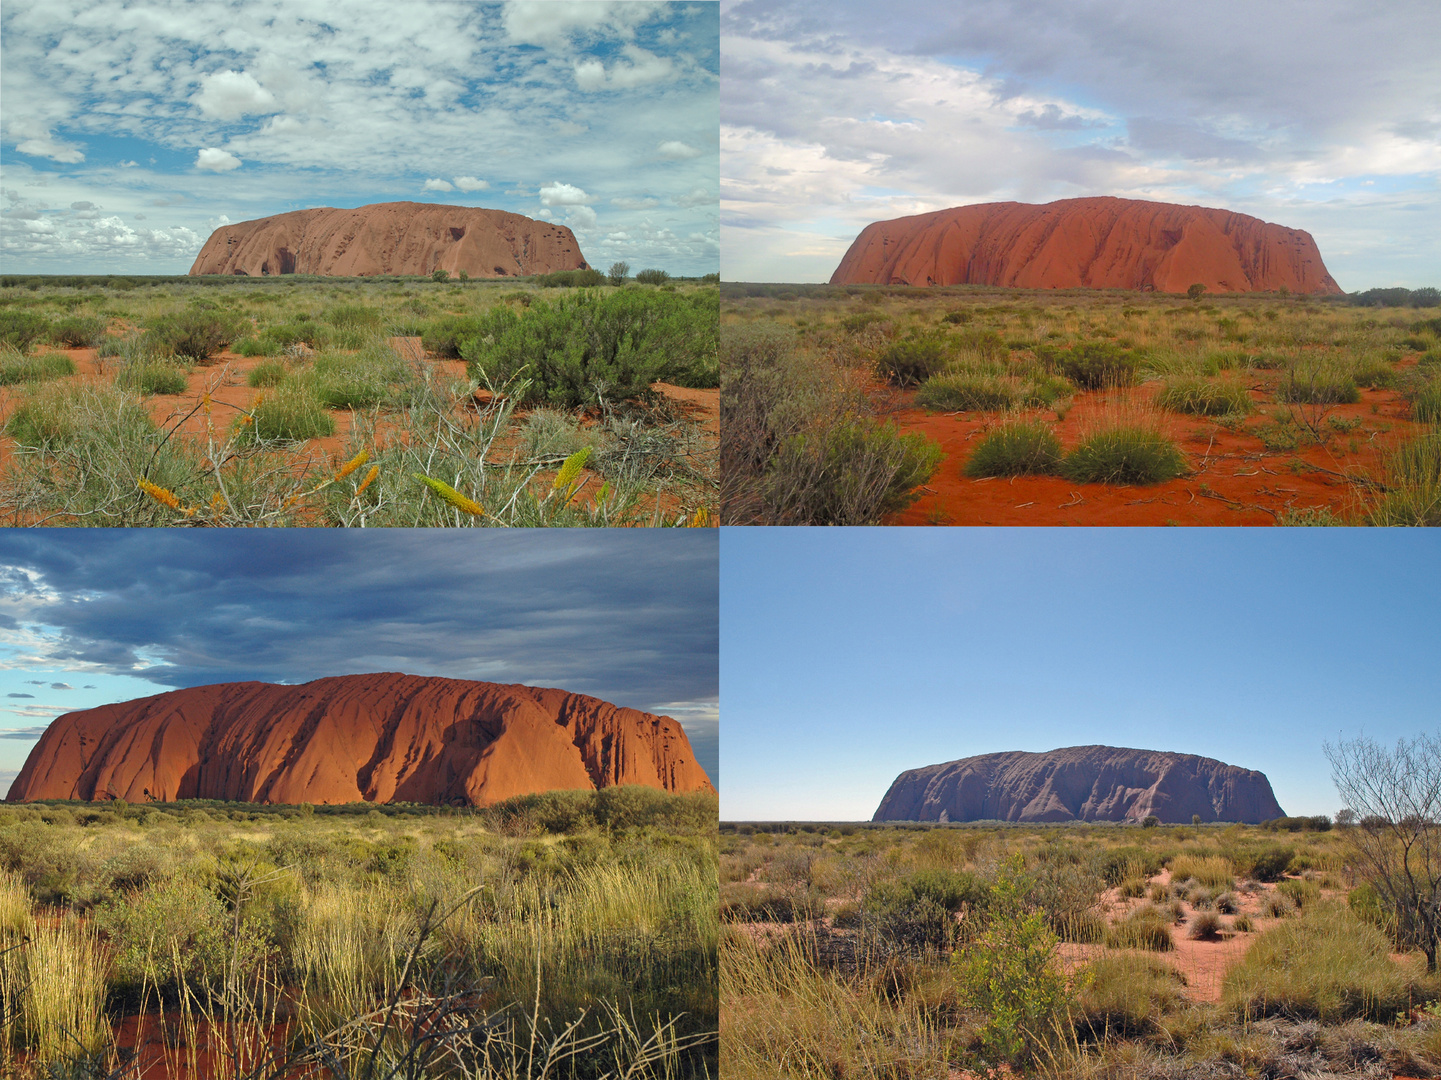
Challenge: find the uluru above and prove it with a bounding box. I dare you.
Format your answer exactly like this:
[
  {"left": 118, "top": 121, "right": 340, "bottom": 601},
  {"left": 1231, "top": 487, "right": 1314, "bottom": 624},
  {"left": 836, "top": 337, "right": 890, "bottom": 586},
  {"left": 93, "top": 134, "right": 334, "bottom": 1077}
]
[
  {"left": 188, "top": 201, "right": 590, "bottom": 278},
  {"left": 6, "top": 673, "right": 713, "bottom": 806},
  {"left": 873, "top": 745, "right": 1283, "bottom": 824},
  {"left": 830, "top": 196, "right": 1341, "bottom": 295}
]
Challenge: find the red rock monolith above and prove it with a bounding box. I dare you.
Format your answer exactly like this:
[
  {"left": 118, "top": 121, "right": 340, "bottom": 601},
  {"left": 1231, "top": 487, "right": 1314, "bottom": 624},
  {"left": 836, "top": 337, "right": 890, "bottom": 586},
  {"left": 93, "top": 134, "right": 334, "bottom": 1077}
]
[
  {"left": 188, "top": 202, "right": 589, "bottom": 278},
  {"left": 7, "top": 674, "right": 713, "bottom": 806},
  {"left": 831, "top": 196, "right": 1341, "bottom": 294}
]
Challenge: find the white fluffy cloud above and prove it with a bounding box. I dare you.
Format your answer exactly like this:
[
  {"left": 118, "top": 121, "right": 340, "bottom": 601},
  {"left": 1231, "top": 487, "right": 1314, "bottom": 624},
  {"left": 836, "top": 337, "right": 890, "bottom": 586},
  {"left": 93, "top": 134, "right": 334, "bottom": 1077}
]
[
  {"left": 574, "top": 46, "right": 675, "bottom": 91},
  {"left": 194, "top": 70, "right": 278, "bottom": 121},
  {"left": 539, "top": 181, "right": 593, "bottom": 206},
  {"left": 194, "top": 147, "right": 241, "bottom": 172},
  {"left": 423, "top": 178, "right": 455, "bottom": 191},
  {"left": 657, "top": 140, "right": 701, "bottom": 160},
  {"left": 453, "top": 176, "right": 489, "bottom": 192}
]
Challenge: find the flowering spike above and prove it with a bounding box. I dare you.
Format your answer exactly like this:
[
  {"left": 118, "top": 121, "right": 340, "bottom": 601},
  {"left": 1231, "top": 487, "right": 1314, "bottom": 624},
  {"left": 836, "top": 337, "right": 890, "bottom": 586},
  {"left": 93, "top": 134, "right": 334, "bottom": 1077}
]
[
  {"left": 137, "top": 478, "right": 181, "bottom": 511},
  {"left": 415, "top": 474, "right": 485, "bottom": 517},
  {"left": 552, "top": 446, "right": 591, "bottom": 494},
  {"left": 334, "top": 450, "right": 369, "bottom": 481},
  {"left": 689, "top": 506, "right": 711, "bottom": 527},
  {"left": 354, "top": 465, "right": 380, "bottom": 497}
]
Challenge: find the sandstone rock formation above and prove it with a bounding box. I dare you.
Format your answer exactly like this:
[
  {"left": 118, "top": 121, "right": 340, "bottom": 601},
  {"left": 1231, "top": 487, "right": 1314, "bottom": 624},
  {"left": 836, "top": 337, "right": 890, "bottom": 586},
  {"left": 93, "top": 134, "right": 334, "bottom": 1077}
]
[
  {"left": 873, "top": 745, "right": 1283, "bottom": 824},
  {"left": 831, "top": 196, "right": 1341, "bottom": 294},
  {"left": 7, "top": 674, "right": 713, "bottom": 806},
  {"left": 188, "top": 202, "right": 589, "bottom": 278}
]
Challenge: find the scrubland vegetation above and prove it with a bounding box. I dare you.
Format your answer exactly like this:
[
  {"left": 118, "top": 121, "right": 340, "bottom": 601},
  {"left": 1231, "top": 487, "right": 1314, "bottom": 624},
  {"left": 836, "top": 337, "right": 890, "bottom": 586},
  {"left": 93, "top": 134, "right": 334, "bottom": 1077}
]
[
  {"left": 720, "top": 817, "right": 1441, "bottom": 1078},
  {"left": 0, "top": 273, "right": 719, "bottom": 526},
  {"left": 0, "top": 787, "right": 718, "bottom": 1078},
  {"left": 720, "top": 283, "right": 1441, "bottom": 525}
]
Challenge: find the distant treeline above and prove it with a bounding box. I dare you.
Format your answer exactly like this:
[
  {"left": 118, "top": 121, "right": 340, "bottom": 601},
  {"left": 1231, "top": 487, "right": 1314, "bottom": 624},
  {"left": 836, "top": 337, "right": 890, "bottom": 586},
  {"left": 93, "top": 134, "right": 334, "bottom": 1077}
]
[
  {"left": 0, "top": 272, "right": 720, "bottom": 290},
  {"left": 1343, "top": 286, "right": 1440, "bottom": 308},
  {"left": 721, "top": 282, "right": 1440, "bottom": 305}
]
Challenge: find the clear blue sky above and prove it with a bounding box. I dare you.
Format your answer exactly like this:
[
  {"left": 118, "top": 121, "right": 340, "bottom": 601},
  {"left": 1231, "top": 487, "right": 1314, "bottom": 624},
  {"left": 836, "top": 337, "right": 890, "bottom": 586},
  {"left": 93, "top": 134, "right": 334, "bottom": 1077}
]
[{"left": 721, "top": 528, "right": 1441, "bottom": 821}]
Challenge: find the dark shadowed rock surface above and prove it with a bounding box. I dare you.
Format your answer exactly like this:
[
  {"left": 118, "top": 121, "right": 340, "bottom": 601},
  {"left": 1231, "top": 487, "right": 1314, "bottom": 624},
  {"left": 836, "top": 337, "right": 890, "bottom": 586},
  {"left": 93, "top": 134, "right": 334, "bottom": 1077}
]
[
  {"left": 830, "top": 196, "right": 1341, "bottom": 294},
  {"left": 873, "top": 745, "right": 1284, "bottom": 824},
  {"left": 8, "top": 673, "right": 713, "bottom": 806}
]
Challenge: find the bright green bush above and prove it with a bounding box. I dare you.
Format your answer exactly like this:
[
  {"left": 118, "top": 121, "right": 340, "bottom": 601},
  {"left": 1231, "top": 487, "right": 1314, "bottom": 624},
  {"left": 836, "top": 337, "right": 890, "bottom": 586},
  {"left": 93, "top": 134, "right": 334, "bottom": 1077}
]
[
  {"left": 537, "top": 268, "right": 607, "bottom": 288},
  {"left": 1156, "top": 377, "right": 1253, "bottom": 416},
  {"left": 763, "top": 419, "right": 941, "bottom": 525},
  {"left": 634, "top": 268, "right": 670, "bottom": 286},
  {"left": 875, "top": 336, "right": 948, "bottom": 386},
  {"left": 0, "top": 348, "right": 75, "bottom": 385},
  {"left": 0, "top": 311, "right": 49, "bottom": 351},
  {"left": 145, "top": 307, "right": 246, "bottom": 362},
  {"left": 1061, "top": 426, "right": 1188, "bottom": 485},
  {"left": 116, "top": 359, "right": 190, "bottom": 395},
  {"left": 48, "top": 316, "right": 106, "bottom": 348},
  {"left": 915, "top": 372, "right": 1016, "bottom": 411},
  {"left": 964, "top": 420, "right": 1063, "bottom": 478}
]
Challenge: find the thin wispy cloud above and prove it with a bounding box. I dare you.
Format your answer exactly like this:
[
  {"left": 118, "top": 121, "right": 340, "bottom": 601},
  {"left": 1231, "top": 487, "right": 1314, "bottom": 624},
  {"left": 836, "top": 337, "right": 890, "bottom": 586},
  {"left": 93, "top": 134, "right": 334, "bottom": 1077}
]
[
  {"left": 721, "top": 0, "right": 1441, "bottom": 287},
  {"left": 2, "top": 1, "right": 718, "bottom": 275}
]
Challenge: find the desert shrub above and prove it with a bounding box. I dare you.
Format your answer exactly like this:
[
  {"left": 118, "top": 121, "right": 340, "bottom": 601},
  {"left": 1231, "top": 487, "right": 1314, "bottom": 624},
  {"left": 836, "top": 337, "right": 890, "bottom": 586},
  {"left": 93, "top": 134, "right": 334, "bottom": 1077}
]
[
  {"left": 720, "top": 886, "right": 808, "bottom": 924},
  {"left": 232, "top": 335, "right": 269, "bottom": 356},
  {"left": 1105, "top": 905, "right": 1174, "bottom": 951},
  {"left": 420, "top": 315, "right": 487, "bottom": 358},
  {"left": 942, "top": 310, "right": 972, "bottom": 325},
  {"left": 1189, "top": 909, "right": 1223, "bottom": 939},
  {"left": 0, "top": 347, "right": 75, "bottom": 385},
  {"left": 1244, "top": 846, "right": 1296, "bottom": 882},
  {"left": 96, "top": 877, "right": 238, "bottom": 1002},
  {"left": 1262, "top": 891, "right": 1297, "bottom": 918},
  {"left": 1020, "top": 374, "right": 1074, "bottom": 408},
  {"left": 950, "top": 327, "right": 1007, "bottom": 359},
  {"left": 633, "top": 268, "right": 670, "bottom": 286},
  {"left": 461, "top": 288, "right": 716, "bottom": 404},
  {"left": 536, "top": 268, "right": 607, "bottom": 288},
  {"left": 0, "top": 311, "right": 49, "bottom": 351},
  {"left": 258, "top": 321, "right": 327, "bottom": 353},
  {"left": 1214, "top": 891, "right": 1240, "bottom": 914},
  {"left": 235, "top": 385, "right": 335, "bottom": 443},
  {"left": 1040, "top": 342, "right": 1141, "bottom": 389},
  {"left": 115, "top": 358, "right": 189, "bottom": 396},
  {"left": 1276, "top": 877, "right": 1322, "bottom": 909},
  {"left": 1351, "top": 355, "right": 1399, "bottom": 389},
  {"left": 145, "top": 308, "right": 245, "bottom": 362},
  {"left": 1409, "top": 380, "right": 1441, "bottom": 424},
  {"left": 1169, "top": 855, "right": 1234, "bottom": 889},
  {"left": 246, "top": 360, "right": 288, "bottom": 387},
  {"left": 1074, "top": 953, "right": 1187, "bottom": 1039},
  {"left": 764, "top": 419, "right": 941, "bottom": 525},
  {"left": 875, "top": 336, "right": 949, "bottom": 386},
  {"left": 322, "top": 302, "right": 382, "bottom": 330},
  {"left": 865, "top": 869, "right": 986, "bottom": 951},
  {"left": 298, "top": 344, "right": 414, "bottom": 409},
  {"left": 964, "top": 420, "right": 1063, "bottom": 478},
  {"left": 916, "top": 372, "right": 1016, "bottom": 411},
  {"left": 1061, "top": 425, "right": 1187, "bottom": 485},
  {"left": 1277, "top": 361, "right": 1361, "bottom": 404},
  {"left": 607, "top": 262, "right": 629, "bottom": 286},
  {"left": 1155, "top": 377, "right": 1253, "bottom": 416},
  {"left": 1233, "top": 913, "right": 1255, "bottom": 932},
  {"left": 840, "top": 310, "right": 888, "bottom": 334},
  {"left": 1223, "top": 902, "right": 1427, "bottom": 1023},
  {"left": 47, "top": 316, "right": 106, "bottom": 348}
]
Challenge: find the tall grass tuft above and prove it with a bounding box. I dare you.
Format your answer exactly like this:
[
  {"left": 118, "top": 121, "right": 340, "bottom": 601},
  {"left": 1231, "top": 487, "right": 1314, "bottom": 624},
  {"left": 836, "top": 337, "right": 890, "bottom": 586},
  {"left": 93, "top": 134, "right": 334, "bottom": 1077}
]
[
  {"left": 1155, "top": 377, "right": 1253, "bottom": 416},
  {"left": 0, "top": 346, "right": 75, "bottom": 385},
  {"left": 964, "top": 420, "right": 1063, "bottom": 477},
  {"left": 1062, "top": 424, "right": 1188, "bottom": 485},
  {"left": 20, "top": 918, "right": 109, "bottom": 1064},
  {"left": 1168, "top": 855, "right": 1234, "bottom": 889},
  {"left": 1104, "top": 905, "right": 1174, "bottom": 951}
]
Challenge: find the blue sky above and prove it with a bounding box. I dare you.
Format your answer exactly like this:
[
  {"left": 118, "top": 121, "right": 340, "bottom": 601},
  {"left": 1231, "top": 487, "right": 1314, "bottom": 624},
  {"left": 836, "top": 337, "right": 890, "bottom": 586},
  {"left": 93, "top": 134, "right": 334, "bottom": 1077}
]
[
  {"left": 721, "top": 529, "right": 1441, "bottom": 822},
  {"left": 1, "top": 1, "right": 718, "bottom": 275},
  {"left": 721, "top": 0, "right": 1441, "bottom": 289},
  {"left": 0, "top": 530, "right": 718, "bottom": 797}
]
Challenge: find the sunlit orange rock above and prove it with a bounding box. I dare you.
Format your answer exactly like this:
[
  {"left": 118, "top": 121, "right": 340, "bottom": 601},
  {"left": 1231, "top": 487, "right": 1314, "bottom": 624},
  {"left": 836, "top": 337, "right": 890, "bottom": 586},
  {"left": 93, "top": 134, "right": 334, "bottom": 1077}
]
[
  {"left": 873, "top": 745, "right": 1283, "bottom": 823},
  {"left": 7, "top": 674, "right": 713, "bottom": 805},
  {"left": 831, "top": 196, "right": 1341, "bottom": 294},
  {"left": 188, "top": 201, "right": 588, "bottom": 278}
]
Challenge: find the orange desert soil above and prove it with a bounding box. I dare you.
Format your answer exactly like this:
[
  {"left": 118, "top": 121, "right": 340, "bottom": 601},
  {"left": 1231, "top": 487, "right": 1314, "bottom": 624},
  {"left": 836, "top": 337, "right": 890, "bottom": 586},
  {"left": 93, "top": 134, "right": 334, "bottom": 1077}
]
[{"left": 882, "top": 377, "right": 1423, "bottom": 526}]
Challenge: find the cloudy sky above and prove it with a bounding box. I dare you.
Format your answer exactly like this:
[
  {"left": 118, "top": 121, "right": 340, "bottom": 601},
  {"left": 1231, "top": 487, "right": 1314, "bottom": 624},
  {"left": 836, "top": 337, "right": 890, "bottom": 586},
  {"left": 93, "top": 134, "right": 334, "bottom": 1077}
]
[
  {"left": 0, "top": 530, "right": 718, "bottom": 797},
  {"left": 1, "top": 1, "right": 718, "bottom": 275},
  {"left": 722, "top": 529, "right": 1441, "bottom": 821},
  {"left": 722, "top": 0, "right": 1441, "bottom": 288}
]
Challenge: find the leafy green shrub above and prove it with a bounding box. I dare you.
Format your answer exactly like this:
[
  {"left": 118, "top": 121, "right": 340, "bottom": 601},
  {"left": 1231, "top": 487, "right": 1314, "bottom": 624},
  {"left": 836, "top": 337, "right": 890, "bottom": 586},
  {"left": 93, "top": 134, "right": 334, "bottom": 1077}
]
[
  {"left": 951, "top": 327, "right": 1007, "bottom": 359},
  {"left": 420, "top": 315, "right": 487, "bottom": 358},
  {"left": 0, "top": 347, "right": 75, "bottom": 385},
  {"left": 461, "top": 288, "right": 717, "bottom": 404},
  {"left": 236, "top": 385, "right": 335, "bottom": 443},
  {"left": 298, "top": 345, "right": 413, "bottom": 409},
  {"left": 146, "top": 308, "right": 245, "bottom": 362},
  {"left": 764, "top": 419, "right": 941, "bottom": 525},
  {"left": 246, "top": 360, "right": 288, "bottom": 388},
  {"left": 116, "top": 359, "right": 190, "bottom": 395},
  {"left": 634, "top": 268, "right": 670, "bottom": 286},
  {"left": 840, "top": 311, "right": 888, "bottom": 334},
  {"left": 1223, "top": 902, "right": 1427, "bottom": 1023},
  {"left": 1074, "top": 953, "right": 1187, "bottom": 1038},
  {"left": 1245, "top": 846, "right": 1295, "bottom": 882},
  {"left": 1105, "top": 905, "right": 1174, "bottom": 951},
  {"left": 1277, "top": 362, "right": 1361, "bottom": 405},
  {"left": 864, "top": 870, "right": 986, "bottom": 951},
  {"left": 608, "top": 261, "right": 629, "bottom": 286},
  {"left": 0, "top": 311, "right": 49, "bottom": 351},
  {"left": 1040, "top": 342, "right": 1142, "bottom": 389},
  {"left": 916, "top": 372, "right": 1016, "bottom": 411},
  {"left": 1061, "top": 426, "right": 1187, "bottom": 485},
  {"left": 942, "top": 310, "right": 972, "bottom": 325},
  {"left": 48, "top": 316, "right": 106, "bottom": 348},
  {"left": 875, "top": 337, "right": 949, "bottom": 386},
  {"left": 96, "top": 877, "right": 236, "bottom": 1001},
  {"left": 964, "top": 420, "right": 1063, "bottom": 478},
  {"left": 1156, "top": 377, "right": 1253, "bottom": 416},
  {"left": 536, "top": 268, "right": 608, "bottom": 288}
]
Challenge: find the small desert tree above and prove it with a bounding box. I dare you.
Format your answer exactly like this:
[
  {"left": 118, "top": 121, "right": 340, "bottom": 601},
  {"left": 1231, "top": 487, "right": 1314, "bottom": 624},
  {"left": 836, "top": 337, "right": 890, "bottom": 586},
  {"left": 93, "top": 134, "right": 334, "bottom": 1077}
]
[
  {"left": 1326, "top": 732, "right": 1441, "bottom": 970},
  {"left": 608, "top": 261, "right": 629, "bottom": 286},
  {"left": 1187, "top": 283, "right": 1207, "bottom": 302}
]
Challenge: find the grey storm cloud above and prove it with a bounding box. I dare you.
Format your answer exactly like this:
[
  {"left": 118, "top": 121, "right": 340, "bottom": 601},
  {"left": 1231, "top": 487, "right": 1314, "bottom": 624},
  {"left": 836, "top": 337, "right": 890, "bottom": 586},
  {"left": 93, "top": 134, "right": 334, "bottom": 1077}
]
[{"left": 6, "top": 694, "right": 33, "bottom": 699}]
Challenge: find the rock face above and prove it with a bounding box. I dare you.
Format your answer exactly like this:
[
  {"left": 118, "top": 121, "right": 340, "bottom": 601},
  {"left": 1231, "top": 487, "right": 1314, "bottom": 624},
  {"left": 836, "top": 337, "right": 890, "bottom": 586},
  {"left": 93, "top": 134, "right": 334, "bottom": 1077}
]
[
  {"left": 7, "top": 674, "right": 713, "bottom": 806},
  {"left": 188, "top": 202, "right": 589, "bottom": 278},
  {"left": 873, "top": 745, "right": 1283, "bottom": 824},
  {"left": 830, "top": 196, "right": 1341, "bottom": 294}
]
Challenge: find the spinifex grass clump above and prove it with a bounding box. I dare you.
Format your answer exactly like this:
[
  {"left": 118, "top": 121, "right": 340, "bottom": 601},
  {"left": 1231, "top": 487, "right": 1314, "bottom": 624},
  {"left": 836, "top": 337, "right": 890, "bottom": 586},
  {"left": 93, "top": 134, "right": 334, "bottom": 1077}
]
[
  {"left": 1156, "top": 376, "right": 1253, "bottom": 416},
  {"left": 764, "top": 419, "right": 942, "bottom": 525},
  {"left": 1062, "top": 423, "right": 1188, "bottom": 485},
  {"left": 1277, "top": 359, "right": 1362, "bottom": 405},
  {"left": 16, "top": 918, "right": 109, "bottom": 1064},
  {"left": 246, "top": 359, "right": 288, "bottom": 387},
  {"left": 115, "top": 358, "right": 190, "bottom": 395},
  {"left": 876, "top": 336, "right": 950, "bottom": 386},
  {"left": 1366, "top": 430, "right": 1441, "bottom": 526},
  {"left": 297, "top": 343, "right": 416, "bottom": 409},
  {"left": 1223, "top": 902, "right": 1429, "bottom": 1023},
  {"left": 1040, "top": 341, "right": 1142, "bottom": 389},
  {"left": 236, "top": 385, "right": 335, "bottom": 444},
  {"left": 915, "top": 372, "right": 1017, "bottom": 411},
  {"left": 0, "top": 346, "right": 75, "bottom": 385},
  {"left": 1169, "top": 855, "right": 1235, "bottom": 889},
  {"left": 964, "top": 420, "right": 1063, "bottom": 477},
  {"left": 1074, "top": 953, "right": 1188, "bottom": 1038},
  {"left": 1104, "top": 904, "right": 1174, "bottom": 951}
]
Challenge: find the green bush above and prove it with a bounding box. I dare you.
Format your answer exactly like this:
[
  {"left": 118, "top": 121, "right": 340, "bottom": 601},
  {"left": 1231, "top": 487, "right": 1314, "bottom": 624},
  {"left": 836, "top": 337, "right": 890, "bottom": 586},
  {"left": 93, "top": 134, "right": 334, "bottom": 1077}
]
[
  {"left": 608, "top": 262, "right": 629, "bottom": 286},
  {"left": 1277, "top": 362, "right": 1361, "bottom": 405},
  {"left": 236, "top": 385, "right": 335, "bottom": 443},
  {"left": 1245, "top": 846, "right": 1295, "bottom": 882},
  {"left": 875, "top": 337, "right": 948, "bottom": 386},
  {"left": 916, "top": 372, "right": 1016, "bottom": 411},
  {"left": 116, "top": 359, "right": 190, "bottom": 396},
  {"left": 634, "top": 268, "right": 670, "bottom": 286},
  {"left": 0, "top": 348, "right": 75, "bottom": 385},
  {"left": 536, "top": 268, "right": 608, "bottom": 288},
  {"left": 1074, "top": 953, "right": 1186, "bottom": 1038},
  {"left": 964, "top": 420, "right": 1063, "bottom": 478},
  {"left": 1104, "top": 905, "right": 1174, "bottom": 951},
  {"left": 146, "top": 308, "right": 245, "bottom": 362},
  {"left": 1061, "top": 426, "right": 1187, "bottom": 485},
  {"left": 48, "top": 316, "right": 106, "bottom": 348},
  {"left": 461, "top": 288, "right": 717, "bottom": 405},
  {"left": 840, "top": 311, "right": 888, "bottom": 334},
  {"left": 420, "top": 315, "right": 487, "bottom": 358},
  {"left": 1041, "top": 342, "right": 1141, "bottom": 389},
  {"left": 96, "top": 877, "right": 236, "bottom": 1001},
  {"left": 1223, "top": 902, "right": 1427, "bottom": 1023},
  {"left": 864, "top": 869, "right": 987, "bottom": 951},
  {"left": 246, "top": 360, "right": 288, "bottom": 388},
  {"left": 764, "top": 419, "right": 941, "bottom": 525},
  {"left": 1156, "top": 377, "right": 1253, "bottom": 416},
  {"left": 0, "top": 311, "right": 49, "bottom": 351},
  {"left": 322, "top": 303, "right": 383, "bottom": 330},
  {"left": 298, "top": 344, "right": 413, "bottom": 409}
]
